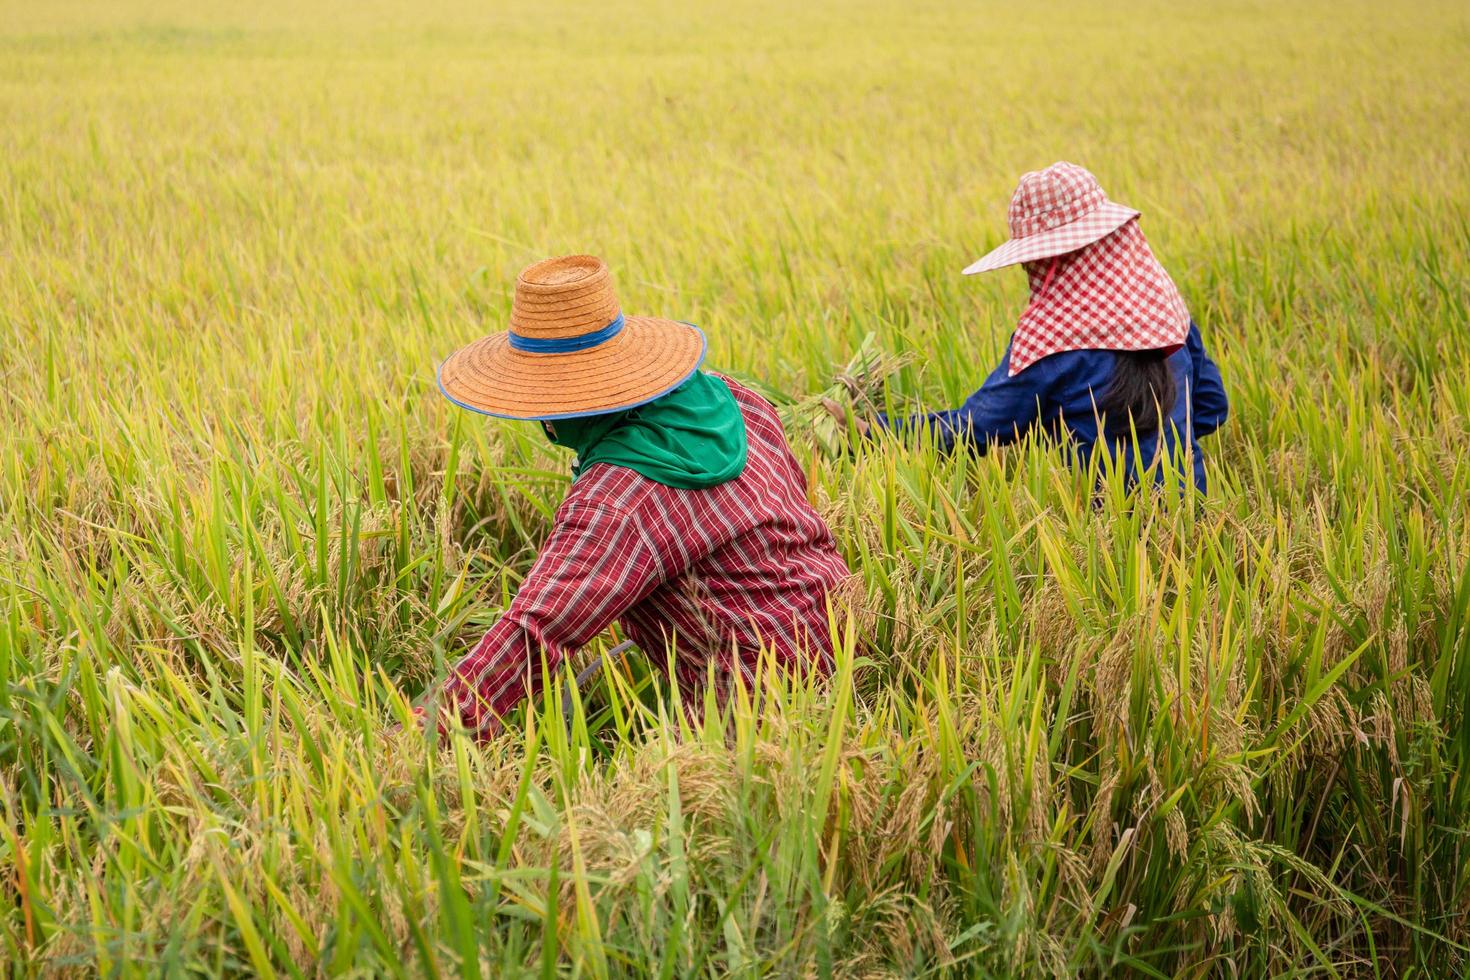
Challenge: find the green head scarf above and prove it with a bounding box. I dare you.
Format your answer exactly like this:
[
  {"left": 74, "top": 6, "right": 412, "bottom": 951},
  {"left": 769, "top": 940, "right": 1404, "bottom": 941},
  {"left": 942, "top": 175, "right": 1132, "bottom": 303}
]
[{"left": 543, "top": 371, "right": 748, "bottom": 489}]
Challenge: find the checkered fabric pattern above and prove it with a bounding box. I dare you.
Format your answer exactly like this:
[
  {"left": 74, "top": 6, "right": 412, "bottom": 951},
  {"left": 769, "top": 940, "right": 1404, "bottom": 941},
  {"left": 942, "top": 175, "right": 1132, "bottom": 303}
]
[
  {"left": 438, "top": 376, "right": 852, "bottom": 738},
  {"left": 1008, "top": 161, "right": 1108, "bottom": 237},
  {"left": 1007, "top": 218, "right": 1191, "bottom": 376},
  {"left": 962, "top": 162, "right": 1139, "bottom": 275}
]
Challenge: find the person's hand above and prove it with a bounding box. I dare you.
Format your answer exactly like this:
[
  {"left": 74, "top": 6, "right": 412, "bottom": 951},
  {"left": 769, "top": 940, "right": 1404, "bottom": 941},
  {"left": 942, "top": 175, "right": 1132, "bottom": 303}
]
[
  {"left": 821, "top": 397, "right": 871, "bottom": 438},
  {"left": 388, "top": 704, "right": 431, "bottom": 737}
]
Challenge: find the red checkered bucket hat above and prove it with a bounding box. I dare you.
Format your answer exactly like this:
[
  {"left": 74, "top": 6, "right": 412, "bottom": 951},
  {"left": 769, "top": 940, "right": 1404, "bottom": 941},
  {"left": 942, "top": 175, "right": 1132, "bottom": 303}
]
[{"left": 962, "top": 162, "right": 1140, "bottom": 275}]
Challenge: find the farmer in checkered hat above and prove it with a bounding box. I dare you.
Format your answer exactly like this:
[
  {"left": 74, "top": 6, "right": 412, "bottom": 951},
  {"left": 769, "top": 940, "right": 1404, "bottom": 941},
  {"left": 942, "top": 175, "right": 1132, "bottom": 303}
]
[
  {"left": 423, "top": 255, "right": 852, "bottom": 739},
  {"left": 873, "top": 162, "right": 1229, "bottom": 492}
]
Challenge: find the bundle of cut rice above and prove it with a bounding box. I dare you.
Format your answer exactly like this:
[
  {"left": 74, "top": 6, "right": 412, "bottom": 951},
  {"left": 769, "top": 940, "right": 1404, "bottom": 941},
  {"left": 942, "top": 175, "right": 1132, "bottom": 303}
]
[{"left": 733, "top": 334, "right": 910, "bottom": 457}]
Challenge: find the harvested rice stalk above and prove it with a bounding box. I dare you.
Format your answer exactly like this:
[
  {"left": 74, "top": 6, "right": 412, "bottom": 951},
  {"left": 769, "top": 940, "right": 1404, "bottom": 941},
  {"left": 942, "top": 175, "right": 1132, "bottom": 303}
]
[{"left": 779, "top": 333, "right": 912, "bottom": 456}]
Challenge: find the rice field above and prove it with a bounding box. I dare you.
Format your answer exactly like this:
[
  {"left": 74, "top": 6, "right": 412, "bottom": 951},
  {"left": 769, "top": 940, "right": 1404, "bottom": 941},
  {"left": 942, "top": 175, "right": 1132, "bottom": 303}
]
[{"left": 2, "top": 0, "right": 1469, "bottom": 975}]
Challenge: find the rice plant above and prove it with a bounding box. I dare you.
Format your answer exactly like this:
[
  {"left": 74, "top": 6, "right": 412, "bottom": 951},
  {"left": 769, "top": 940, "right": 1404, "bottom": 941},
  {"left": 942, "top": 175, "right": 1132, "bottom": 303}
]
[{"left": 1, "top": 0, "right": 1468, "bottom": 975}]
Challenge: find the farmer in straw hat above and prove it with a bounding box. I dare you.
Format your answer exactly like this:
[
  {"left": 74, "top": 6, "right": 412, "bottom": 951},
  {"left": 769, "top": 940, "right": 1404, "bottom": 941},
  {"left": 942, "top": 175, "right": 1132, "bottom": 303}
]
[
  {"left": 857, "top": 162, "right": 1229, "bottom": 492},
  {"left": 427, "top": 254, "right": 851, "bottom": 738}
]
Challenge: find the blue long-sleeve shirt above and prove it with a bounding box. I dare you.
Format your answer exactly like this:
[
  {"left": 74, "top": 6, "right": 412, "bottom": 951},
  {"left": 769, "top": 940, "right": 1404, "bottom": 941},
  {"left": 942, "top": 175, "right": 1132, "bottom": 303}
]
[{"left": 878, "top": 321, "right": 1228, "bottom": 492}]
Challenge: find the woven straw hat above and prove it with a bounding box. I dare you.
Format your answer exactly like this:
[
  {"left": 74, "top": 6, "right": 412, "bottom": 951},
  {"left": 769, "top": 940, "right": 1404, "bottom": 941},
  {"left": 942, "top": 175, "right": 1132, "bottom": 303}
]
[
  {"left": 962, "top": 162, "right": 1140, "bottom": 275},
  {"left": 437, "top": 254, "right": 706, "bottom": 420}
]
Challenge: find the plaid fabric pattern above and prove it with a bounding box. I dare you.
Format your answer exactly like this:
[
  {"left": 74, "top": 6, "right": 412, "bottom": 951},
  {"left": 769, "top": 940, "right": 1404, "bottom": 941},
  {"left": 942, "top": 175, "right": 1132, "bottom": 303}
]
[
  {"left": 963, "top": 162, "right": 1139, "bottom": 275},
  {"left": 439, "top": 377, "right": 851, "bottom": 737},
  {"left": 1008, "top": 219, "right": 1191, "bottom": 376}
]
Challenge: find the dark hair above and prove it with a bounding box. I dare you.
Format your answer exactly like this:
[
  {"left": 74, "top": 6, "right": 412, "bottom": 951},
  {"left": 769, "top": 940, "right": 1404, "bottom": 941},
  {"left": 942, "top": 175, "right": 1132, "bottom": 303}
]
[{"left": 1099, "top": 350, "right": 1176, "bottom": 435}]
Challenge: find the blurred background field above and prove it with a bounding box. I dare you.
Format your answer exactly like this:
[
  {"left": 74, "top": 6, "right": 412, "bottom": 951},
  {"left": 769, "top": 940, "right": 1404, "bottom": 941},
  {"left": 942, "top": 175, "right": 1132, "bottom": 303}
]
[{"left": 2, "top": 0, "right": 1468, "bottom": 975}]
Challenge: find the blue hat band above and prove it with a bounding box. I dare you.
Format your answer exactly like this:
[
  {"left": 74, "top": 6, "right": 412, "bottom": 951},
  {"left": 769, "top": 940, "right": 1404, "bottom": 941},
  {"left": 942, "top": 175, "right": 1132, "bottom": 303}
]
[{"left": 508, "top": 314, "right": 625, "bottom": 353}]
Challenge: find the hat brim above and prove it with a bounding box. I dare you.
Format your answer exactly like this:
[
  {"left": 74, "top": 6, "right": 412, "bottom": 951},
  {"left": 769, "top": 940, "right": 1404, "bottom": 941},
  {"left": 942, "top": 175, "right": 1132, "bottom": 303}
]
[
  {"left": 438, "top": 316, "right": 706, "bottom": 421},
  {"left": 962, "top": 202, "right": 1140, "bottom": 275}
]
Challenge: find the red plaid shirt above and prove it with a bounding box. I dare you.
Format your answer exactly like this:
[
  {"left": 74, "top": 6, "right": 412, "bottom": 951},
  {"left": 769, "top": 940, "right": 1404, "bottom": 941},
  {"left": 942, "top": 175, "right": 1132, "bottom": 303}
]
[{"left": 440, "top": 377, "right": 851, "bottom": 737}]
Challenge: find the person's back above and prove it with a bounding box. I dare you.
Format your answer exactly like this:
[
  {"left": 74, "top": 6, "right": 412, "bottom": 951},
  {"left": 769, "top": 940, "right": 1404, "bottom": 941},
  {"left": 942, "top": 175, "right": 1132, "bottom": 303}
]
[
  {"left": 557, "top": 376, "right": 850, "bottom": 701},
  {"left": 980, "top": 319, "right": 1229, "bottom": 490}
]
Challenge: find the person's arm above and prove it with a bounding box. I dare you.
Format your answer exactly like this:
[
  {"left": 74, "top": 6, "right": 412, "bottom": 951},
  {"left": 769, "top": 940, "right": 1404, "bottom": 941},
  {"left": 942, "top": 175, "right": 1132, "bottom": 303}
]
[
  {"left": 438, "top": 499, "right": 664, "bottom": 739},
  {"left": 1185, "top": 320, "right": 1229, "bottom": 438},
  {"left": 876, "top": 344, "right": 1049, "bottom": 453}
]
